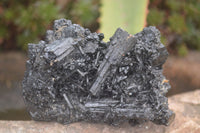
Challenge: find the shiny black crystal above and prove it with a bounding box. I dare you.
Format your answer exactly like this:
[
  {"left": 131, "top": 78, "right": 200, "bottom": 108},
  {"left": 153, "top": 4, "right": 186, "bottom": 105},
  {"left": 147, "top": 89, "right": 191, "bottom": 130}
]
[{"left": 22, "top": 18, "right": 174, "bottom": 126}]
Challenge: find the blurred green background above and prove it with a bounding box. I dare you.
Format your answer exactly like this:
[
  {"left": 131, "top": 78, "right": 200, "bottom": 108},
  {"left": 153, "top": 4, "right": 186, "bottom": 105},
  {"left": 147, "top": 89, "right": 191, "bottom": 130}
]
[
  {"left": 148, "top": 0, "right": 200, "bottom": 56},
  {"left": 0, "top": 0, "right": 200, "bottom": 55},
  {"left": 0, "top": 0, "right": 200, "bottom": 120},
  {"left": 0, "top": 0, "right": 100, "bottom": 51}
]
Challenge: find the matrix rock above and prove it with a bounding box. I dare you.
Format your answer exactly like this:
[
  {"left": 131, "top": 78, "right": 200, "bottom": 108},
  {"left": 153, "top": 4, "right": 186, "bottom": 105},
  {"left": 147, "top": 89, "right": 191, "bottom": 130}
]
[{"left": 22, "top": 19, "right": 174, "bottom": 126}]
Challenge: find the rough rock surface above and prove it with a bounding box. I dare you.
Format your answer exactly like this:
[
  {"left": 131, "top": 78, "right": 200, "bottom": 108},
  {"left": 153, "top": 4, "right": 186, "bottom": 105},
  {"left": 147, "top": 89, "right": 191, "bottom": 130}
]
[
  {"left": 1, "top": 90, "right": 200, "bottom": 133},
  {"left": 22, "top": 18, "right": 174, "bottom": 125}
]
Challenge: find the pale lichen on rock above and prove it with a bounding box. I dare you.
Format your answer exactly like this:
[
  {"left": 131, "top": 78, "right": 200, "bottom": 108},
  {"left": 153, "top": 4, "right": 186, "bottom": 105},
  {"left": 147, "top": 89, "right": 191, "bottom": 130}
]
[{"left": 22, "top": 18, "right": 174, "bottom": 126}]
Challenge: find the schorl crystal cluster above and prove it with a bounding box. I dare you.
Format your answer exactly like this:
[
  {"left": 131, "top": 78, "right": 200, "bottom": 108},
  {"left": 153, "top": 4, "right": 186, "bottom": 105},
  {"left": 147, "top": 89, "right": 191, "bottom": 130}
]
[{"left": 22, "top": 19, "right": 174, "bottom": 126}]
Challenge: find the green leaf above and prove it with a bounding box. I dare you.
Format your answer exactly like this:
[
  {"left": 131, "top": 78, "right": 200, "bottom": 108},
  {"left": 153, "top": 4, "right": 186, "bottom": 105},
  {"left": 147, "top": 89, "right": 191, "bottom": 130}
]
[
  {"left": 100, "top": 0, "right": 148, "bottom": 41},
  {"left": 166, "top": 0, "right": 182, "bottom": 12},
  {"left": 147, "top": 8, "right": 165, "bottom": 26},
  {"left": 69, "top": 0, "right": 100, "bottom": 28},
  {"left": 168, "top": 13, "right": 187, "bottom": 34}
]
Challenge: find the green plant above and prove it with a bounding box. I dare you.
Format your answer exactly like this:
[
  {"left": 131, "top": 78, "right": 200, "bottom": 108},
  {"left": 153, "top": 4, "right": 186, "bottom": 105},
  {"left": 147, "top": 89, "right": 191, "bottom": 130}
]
[
  {"left": 147, "top": 8, "right": 165, "bottom": 26},
  {"left": 100, "top": 0, "right": 148, "bottom": 41},
  {"left": 69, "top": 0, "right": 100, "bottom": 29},
  {"left": 0, "top": 0, "right": 62, "bottom": 50},
  {"left": 147, "top": 0, "right": 200, "bottom": 55},
  {"left": 0, "top": 0, "right": 100, "bottom": 51},
  {"left": 168, "top": 13, "right": 187, "bottom": 34}
]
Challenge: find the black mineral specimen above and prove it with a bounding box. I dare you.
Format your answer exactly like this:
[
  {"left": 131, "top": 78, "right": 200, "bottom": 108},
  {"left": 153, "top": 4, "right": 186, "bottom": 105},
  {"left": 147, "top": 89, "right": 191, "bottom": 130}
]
[{"left": 22, "top": 18, "right": 175, "bottom": 126}]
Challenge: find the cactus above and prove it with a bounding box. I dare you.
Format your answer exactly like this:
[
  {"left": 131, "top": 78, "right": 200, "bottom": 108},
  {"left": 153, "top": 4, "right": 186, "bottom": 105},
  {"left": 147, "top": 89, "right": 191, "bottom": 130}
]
[{"left": 100, "top": 0, "right": 149, "bottom": 41}]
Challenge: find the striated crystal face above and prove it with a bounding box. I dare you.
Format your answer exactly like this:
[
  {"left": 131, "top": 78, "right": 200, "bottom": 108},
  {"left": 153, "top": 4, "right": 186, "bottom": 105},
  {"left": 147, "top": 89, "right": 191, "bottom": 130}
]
[{"left": 22, "top": 18, "right": 174, "bottom": 126}]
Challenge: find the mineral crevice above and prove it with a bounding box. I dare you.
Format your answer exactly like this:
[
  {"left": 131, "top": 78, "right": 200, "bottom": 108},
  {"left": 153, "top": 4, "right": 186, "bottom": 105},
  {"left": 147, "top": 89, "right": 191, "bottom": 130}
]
[{"left": 22, "top": 18, "right": 174, "bottom": 126}]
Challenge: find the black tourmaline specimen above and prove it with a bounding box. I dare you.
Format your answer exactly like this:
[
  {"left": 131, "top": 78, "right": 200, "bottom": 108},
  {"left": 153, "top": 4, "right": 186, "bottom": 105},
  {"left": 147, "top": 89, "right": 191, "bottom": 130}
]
[{"left": 22, "top": 19, "right": 174, "bottom": 126}]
